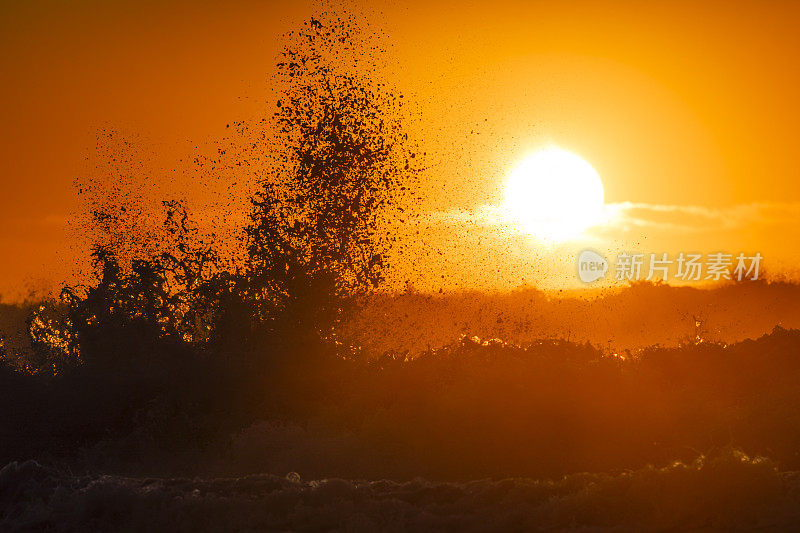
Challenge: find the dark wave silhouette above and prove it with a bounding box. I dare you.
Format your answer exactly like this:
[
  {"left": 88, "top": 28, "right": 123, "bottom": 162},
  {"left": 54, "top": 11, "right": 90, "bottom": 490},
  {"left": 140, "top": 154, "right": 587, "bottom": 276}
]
[{"left": 3, "top": 449, "right": 800, "bottom": 532}]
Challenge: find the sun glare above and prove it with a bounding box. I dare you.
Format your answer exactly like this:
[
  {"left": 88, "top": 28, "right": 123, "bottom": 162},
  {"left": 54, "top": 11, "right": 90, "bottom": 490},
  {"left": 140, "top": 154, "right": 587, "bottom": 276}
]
[{"left": 502, "top": 147, "right": 605, "bottom": 241}]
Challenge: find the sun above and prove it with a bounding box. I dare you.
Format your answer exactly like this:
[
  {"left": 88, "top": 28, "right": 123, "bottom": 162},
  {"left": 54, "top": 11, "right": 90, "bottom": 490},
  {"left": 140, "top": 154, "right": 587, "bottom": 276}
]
[{"left": 502, "top": 147, "right": 605, "bottom": 241}]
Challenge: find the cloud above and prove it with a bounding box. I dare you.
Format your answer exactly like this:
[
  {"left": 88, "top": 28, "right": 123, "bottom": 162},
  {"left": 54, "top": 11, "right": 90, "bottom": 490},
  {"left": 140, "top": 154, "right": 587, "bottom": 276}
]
[
  {"left": 600, "top": 201, "right": 800, "bottom": 235},
  {"left": 427, "top": 201, "right": 799, "bottom": 229},
  {"left": 427, "top": 201, "right": 800, "bottom": 232},
  {"left": 406, "top": 201, "right": 800, "bottom": 290}
]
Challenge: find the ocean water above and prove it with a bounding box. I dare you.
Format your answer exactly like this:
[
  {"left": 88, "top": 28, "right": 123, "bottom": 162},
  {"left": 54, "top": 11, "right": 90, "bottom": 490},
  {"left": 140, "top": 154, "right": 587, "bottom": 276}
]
[{"left": 2, "top": 450, "right": 799, "bottom": 532}]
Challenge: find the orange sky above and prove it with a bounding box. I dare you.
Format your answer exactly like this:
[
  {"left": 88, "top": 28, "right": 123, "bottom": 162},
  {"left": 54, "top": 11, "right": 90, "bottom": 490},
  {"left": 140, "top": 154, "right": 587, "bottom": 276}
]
[{"left": 2, "top": 0, "right": 800, "bottom": 298}]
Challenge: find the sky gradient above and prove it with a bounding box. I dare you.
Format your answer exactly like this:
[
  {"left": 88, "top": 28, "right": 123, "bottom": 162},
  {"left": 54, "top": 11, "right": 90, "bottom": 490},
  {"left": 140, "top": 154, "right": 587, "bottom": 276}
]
[{"left": 3, "top": 0, "right": 800, "bottom": 297}]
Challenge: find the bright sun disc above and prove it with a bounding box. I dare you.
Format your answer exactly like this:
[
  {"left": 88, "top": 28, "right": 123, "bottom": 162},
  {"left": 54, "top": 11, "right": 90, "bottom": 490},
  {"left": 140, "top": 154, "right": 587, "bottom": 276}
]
[{"left": 503, "top": 147, "right": 605, "bottom": 241}]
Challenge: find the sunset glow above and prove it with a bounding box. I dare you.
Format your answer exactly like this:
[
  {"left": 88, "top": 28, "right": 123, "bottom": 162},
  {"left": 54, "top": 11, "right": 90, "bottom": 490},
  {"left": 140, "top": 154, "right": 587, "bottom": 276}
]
[
  {"left": 5, "top": 3, "right": 800, "bottom": 530},
  {"left": 502, "top": 147, "right": 605, "bottom": 241}
]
